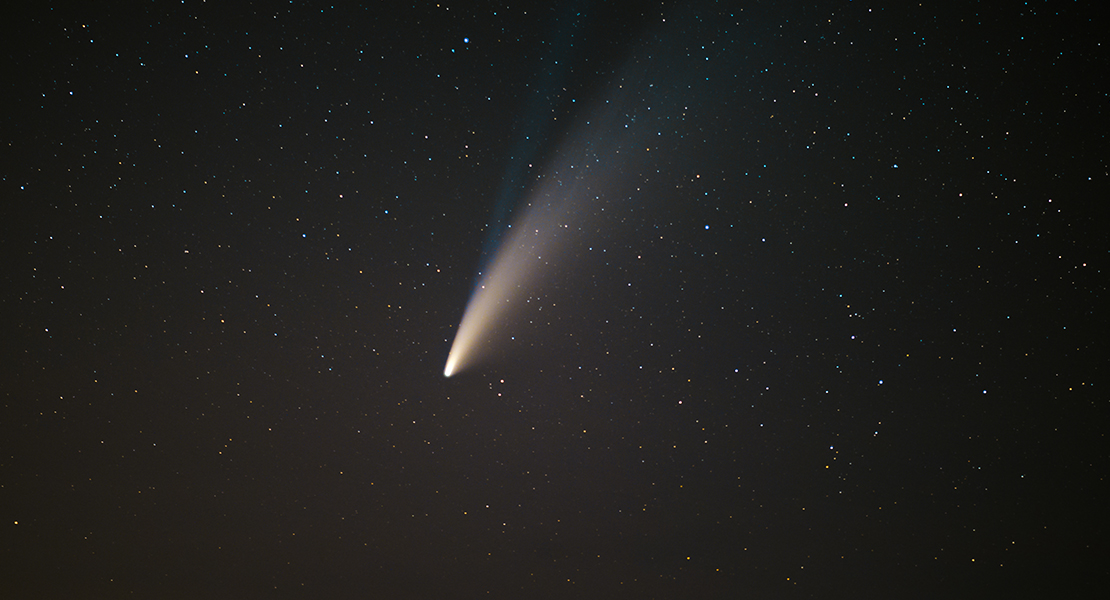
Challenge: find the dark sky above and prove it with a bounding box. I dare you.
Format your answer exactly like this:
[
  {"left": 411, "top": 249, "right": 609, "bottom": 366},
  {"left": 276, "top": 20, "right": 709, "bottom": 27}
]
[{"left": 2, "top": 2, "right": 1106, "bottom": 598}]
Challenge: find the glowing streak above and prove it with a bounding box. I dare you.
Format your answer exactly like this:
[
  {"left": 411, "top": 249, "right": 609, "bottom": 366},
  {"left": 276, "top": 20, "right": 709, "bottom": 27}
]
[
  {"left": 443, "top": 27, "right": 678, "bottom": 376},
  {"left": 444, "top": 197, "right": 570, "bottom": 377}
]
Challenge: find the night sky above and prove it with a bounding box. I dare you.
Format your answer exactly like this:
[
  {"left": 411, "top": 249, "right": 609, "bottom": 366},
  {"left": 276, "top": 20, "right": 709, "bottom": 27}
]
[{"left": 3, "top": 2, "right": 1106, "bottom": 598}]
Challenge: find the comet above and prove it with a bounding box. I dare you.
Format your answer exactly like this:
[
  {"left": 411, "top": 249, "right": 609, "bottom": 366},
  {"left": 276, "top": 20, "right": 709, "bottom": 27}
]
[
  {"left": 441, "top": 83, "right": 638, "bottom": 378},
  {"left": 443, "top": 188, "right": 576, "bottom": 377},
  {"left": 442, "top": 18, "right": 691, "bottom": 377}
]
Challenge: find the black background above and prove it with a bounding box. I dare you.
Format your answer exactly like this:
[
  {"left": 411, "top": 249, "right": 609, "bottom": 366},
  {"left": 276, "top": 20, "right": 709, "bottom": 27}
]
[{"left": 2, "top": 2, "right": 1106, "bottom": 598}]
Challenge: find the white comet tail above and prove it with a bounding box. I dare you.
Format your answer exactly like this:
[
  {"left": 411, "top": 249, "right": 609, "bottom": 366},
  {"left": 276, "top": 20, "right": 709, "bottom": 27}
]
[
  {"left": 443, "top": 195, "right": 572, "bottom": 377},
  {"left": 443, "top": 54, "right": 656, "bottom": 376}
]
